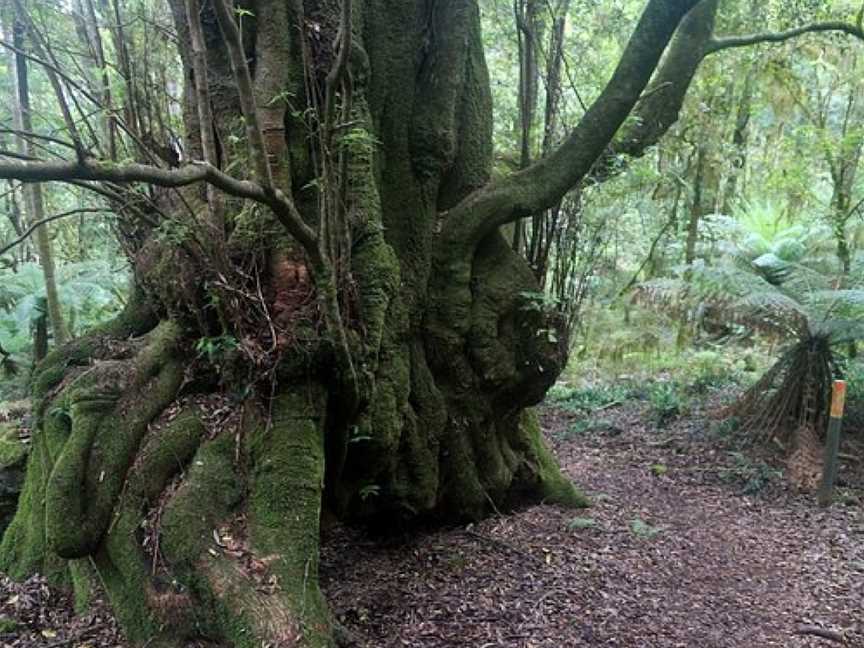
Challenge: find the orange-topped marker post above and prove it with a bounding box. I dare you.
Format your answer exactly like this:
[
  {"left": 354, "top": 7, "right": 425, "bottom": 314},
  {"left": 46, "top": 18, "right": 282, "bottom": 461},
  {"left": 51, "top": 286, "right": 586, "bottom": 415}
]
[{"left": 818, "top": 380, "right": 846, "bottom": 507}]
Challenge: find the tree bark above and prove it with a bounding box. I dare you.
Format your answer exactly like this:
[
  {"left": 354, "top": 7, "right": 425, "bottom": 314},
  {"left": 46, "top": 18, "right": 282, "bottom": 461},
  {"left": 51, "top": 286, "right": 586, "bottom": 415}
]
[{"left": 0, "top": 1, "right": 600, "bottom": 645}]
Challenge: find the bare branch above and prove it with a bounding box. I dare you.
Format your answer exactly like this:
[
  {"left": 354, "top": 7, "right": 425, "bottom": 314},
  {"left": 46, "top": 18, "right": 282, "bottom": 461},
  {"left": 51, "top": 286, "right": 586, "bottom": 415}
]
[
  {"left": 0, "top": 158, "right": 318, "bottom": 251},
  {"left": 707, "top": 21, "right": 864, "bottom": 54},
  {"left": 0, "top": 38, "right": 102, "bottom": 106},
  {"left": 0, "top": 127, "right": 77, "bottom": 152},
  {"left": 0, "top": 207, "right": 112, "bottom": 256},
  {"left": 12, "top": 1, "right": 88, "bottom": 160}
]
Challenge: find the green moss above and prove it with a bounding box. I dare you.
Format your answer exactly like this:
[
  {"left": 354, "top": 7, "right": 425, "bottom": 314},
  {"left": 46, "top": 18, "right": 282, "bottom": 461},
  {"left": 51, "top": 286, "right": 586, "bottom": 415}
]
[
  {"left": 245, "top": 386, "right": 331, "bottom": 646},
  {"left": 438, "top": 417, "right": 488, "bottom": 520},
  {"left": 0, "top": 433, "right": 67, "bottom": 584},
  {"left": 2, "top": 321, "right": 183, "bottom": 590},
  {"left": 517, "top": 410, "right": 590, "bottom": 509},
  {"left": 96, "top": 410, "right": 206, "bottom": 645},
  {"left": 130, "top": 411, "right": 205, "bottom": 501},
  {"left": 45, "top": 323, "right": 184, "bottom": 559},
  {"left": 30, "top": 337, "right": 99, "bottom": 421},
  {"left": 160, "top": 433, "right": 240, "bottom": 569},
  {"left": 0, "top": 616, "right": 18, "bottom": 633},
  {"left": 69, "top": 559, "right": 98, "bottom": 613},
  {"left": 389, "top": 407, "right": 438, "bottom": 514},
  {"left": 92, "top": 544, "right": 163, "bottom": 644},
  {"left": 437, "top": 0, "right": 493, "bottom": 209},
  {"left": 351, "top": 220, "right": 399, "bottom": 363},
  {"left": 0, "top": 427, "right": 26, "bottom": 468}
]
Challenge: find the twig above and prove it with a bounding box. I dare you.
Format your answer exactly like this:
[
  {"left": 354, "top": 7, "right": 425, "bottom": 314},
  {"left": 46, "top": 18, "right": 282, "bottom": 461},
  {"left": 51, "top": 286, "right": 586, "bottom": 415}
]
[
  {"left": 463, "top": 529, "right": 545, "bottom": 567},
  {"left": 619, "top": 213, "right": 677, "bottom": 297},
  {"left": 0, "top": 207, "right": 112, "bottom": 256},
  {"left": 594, "top": 400, "right": 623, "bottom": 412},
  {"left": 44, "top": 623, "right": 106, "bottom": 648},
  {"left": 795, "top": 624, "right": 845, "bottom": 643}
]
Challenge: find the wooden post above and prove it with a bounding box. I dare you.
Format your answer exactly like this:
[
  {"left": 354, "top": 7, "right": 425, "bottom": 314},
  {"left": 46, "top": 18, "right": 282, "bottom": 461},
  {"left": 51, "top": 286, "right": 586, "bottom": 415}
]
[{"left": 817, "top": 380, "right": 846, "bottom": 507}]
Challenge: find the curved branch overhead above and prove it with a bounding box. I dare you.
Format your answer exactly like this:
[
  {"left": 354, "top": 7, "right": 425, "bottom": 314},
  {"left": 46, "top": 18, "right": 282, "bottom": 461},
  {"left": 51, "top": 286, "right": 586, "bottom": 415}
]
[
  {"left": 707, "top": 20, "right": 864, "bottom": 54},
  {"left": 445, "top": 0, "right": 704, "bottom": 246},
  {"left": 448, "top": 0, "right": 864, "bottom": 244},
  {"left": 0, "top": 158, "right": 318, "bottom": 251}
]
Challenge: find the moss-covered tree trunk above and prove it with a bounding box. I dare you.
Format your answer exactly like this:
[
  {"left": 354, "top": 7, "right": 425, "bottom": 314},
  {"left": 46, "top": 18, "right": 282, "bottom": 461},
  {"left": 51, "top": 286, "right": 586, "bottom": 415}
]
[
  {"left": 0, "top": 0, "right": 723, "bottom": 643},
  {"left": 0, "top": 1, "right": 591, "bottom": 645}
]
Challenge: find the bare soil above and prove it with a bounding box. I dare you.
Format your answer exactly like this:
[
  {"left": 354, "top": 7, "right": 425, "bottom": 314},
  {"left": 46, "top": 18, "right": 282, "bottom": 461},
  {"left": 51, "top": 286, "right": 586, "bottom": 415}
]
[{"left": 2, "top": 393, "right": 863, "bottom": 647}]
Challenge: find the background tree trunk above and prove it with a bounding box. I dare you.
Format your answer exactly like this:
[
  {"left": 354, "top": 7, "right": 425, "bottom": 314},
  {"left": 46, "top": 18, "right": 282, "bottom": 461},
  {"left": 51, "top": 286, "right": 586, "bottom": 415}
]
[{"left": 8, "top": 14, "right": 69, "bottom": 347}]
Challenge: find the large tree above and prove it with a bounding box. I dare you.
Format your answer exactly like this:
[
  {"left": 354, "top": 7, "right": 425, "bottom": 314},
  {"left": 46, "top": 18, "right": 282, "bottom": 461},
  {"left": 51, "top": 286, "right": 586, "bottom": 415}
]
[{"left": 1, "top": 0, "right": 863, "bottom": 645}]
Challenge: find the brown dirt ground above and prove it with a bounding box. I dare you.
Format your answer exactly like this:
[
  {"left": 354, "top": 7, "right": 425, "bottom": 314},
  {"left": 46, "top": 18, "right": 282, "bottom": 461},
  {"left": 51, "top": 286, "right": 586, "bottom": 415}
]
[
  {"left": 321, "top": 396, "right": 864, "bottom": 647},
  {"left": 2, "top": 394, "right": 863, "bottom": 647}
]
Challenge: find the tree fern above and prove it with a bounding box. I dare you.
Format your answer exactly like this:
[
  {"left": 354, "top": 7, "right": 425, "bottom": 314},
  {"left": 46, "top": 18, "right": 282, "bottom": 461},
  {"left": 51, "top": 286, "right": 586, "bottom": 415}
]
[{"left": 635, "top": 235, "right": 864, "bottom": 442}]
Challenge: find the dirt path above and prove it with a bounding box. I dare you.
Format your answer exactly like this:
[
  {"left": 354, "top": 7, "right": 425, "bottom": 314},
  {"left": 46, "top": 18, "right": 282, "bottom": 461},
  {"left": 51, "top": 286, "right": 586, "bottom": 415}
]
[{"left": 322, "top": 402, "right": 864, "bottom": 647}]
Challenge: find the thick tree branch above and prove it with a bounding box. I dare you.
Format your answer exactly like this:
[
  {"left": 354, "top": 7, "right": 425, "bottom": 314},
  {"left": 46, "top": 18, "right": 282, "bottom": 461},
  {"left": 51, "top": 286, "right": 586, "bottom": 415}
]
[
  {"left": 0, "top": 158, "right": 318, "bottom": 251},
  {"left": 707, "top": 22, "right": 864, "bottom": 54},
  {"left": 447, "top": 0, "right": 703, "bottom": 246},
  {"left": 609, "top": 0, "right": 717, "bottom": 164},
  {"left": 459, "top": 2, "right": 864, "bottom": 246}
]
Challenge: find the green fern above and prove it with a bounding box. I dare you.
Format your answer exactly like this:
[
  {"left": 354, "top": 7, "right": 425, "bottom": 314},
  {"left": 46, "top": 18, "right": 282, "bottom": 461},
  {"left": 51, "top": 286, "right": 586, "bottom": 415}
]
[
  {"left": 0, "top": 260, "right": 129, "bottom": 360},
  {"left": 635, "top": 238, "right": 864, "bottom": 442}
]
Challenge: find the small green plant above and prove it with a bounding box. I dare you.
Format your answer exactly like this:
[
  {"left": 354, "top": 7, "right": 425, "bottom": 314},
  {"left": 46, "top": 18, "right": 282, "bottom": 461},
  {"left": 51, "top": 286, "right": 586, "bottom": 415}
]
[
  {"left": 519, "top": 290, "right": 560, "bottom": 313},
  {"left": 153, "top": 218, "right": 193, "bottom": 245},
  {"left": 567, "top": 517, "right": 597, "bottom": 530},
  {"left": 721, "top": 452, "right": 782, "bottom": 494},
  {"left": 629, "top": 517, "right": 664, "bottom": 539},
  {"left": 0, "top": 617, "right": 18, "bottom": 634},
  {"left": 650, "top": 463, "right": 668, "bottom": 476},
  {"left": 710, "top": 416, "right": 743, "bottom": 442},
  {"left": 547, "top": 383, "right": 633, "bottom": 413},
  {"left": 335, "top": 126, "right": 381, "bottom": 155},
  {"left": 194, "top": 334, "right": 239, "bottom": 364},
  {"left": 648, "top": 382, "right": 684, "bottom": 427}
]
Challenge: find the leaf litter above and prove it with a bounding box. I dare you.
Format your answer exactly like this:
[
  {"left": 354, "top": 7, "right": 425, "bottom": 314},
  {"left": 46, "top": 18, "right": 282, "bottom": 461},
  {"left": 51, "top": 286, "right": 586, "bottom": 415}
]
[{"left": 1, "top": 392, "right": 862, "bottom": 647}]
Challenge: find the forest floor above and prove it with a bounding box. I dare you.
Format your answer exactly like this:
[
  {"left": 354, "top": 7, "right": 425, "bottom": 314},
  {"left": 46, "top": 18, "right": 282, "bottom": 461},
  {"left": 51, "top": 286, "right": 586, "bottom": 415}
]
[
  {"left": 2, "top": 387, "right": 863, "bottom": 647},
  {"left": 321, "top": 389, "right": 864, "bottom": 647}
]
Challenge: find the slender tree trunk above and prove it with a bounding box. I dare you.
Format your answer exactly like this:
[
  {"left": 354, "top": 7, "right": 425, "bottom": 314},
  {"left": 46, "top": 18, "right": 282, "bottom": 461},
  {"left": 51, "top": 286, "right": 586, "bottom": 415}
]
[
  {"left": 722, "top": 59, "right": 756, "bottom": 214},
  {"left": 512, "top": 0, "right": 543, "bottom": 254},
  {"left": 9, "top": 16, "right": 69, "bottom": 346}
]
